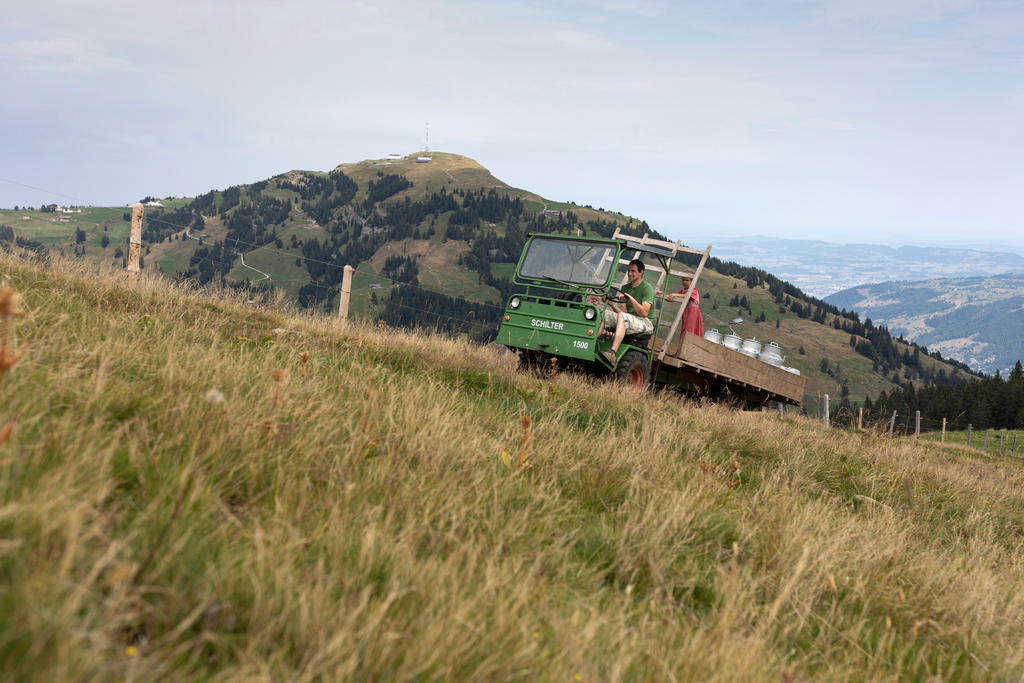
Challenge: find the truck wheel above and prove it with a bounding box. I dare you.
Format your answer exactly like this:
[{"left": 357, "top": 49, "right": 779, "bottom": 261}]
[
  {"left": 519, "top": 350, "right": 556, "bottom": 377},
  {"left": 615, "top": 350, "right": 650, "bottom": 393},
  {"left": 519, "top": 350, "right": 542, "bottom": 373}
]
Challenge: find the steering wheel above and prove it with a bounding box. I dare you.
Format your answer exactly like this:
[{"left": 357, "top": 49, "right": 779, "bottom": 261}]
[{"left": 607, "top": 287, "right": 626, "bottom": 303}]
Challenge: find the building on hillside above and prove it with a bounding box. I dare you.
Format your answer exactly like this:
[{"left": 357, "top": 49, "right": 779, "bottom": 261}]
[
  {"left": 416, "top": 155, "right": 432, "bottom": 163},
  {"left": 387, "top": 153, "right": 403, "bottom": 160}
]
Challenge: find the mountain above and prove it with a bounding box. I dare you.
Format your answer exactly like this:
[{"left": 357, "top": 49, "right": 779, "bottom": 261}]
[
  {"left": 0, "top": 152, "right": 976, "bottom": 405},
  {"left": 825, "top": 274, "right": 1024, "bottom": 375},
  {"left": 707, "top": 236, "right": 1024, "bottom": 298}
]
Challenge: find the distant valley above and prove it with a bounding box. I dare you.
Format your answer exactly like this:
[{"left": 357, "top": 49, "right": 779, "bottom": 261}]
[
  {"left": 825, "top": 274, "right": 1024, "bottom": 375},
  {"left": 708, "top": 237, "right": 1024, "bottom": 298}
]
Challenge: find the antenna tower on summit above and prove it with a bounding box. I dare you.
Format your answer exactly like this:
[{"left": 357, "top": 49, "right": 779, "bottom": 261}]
[{"left": 425, "top": 123, "right": 430, "bottom": 154}]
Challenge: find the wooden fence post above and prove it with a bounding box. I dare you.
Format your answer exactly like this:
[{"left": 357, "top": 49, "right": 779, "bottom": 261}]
[
  {"left": 823, "top": 394, "right": 830, "bottom": 427},
  {"left": 984, "top": 430, "right": 989, "bottom": 452},
  {"left": 888, "top": 410, "right": 897, "bottom": 437},
  {"left": 914, "top": 410, "right": 920, "bottom": 439},
  {"left": 338, "top": 265, "right": 355, "bottom": 321},
  {"left": 967, "top": 424, "right": 972, "bottom": 447},
  {"left": 1000, "top": 429, "right": 1005, "bottom": 452},
  {"left": 941, "top": 417, "right": 946, "bottom": 443},
  {"left": 778, "top": 403, "right": 784, "bottom": 419},
  {"left": 1013, "top": 433, "right": 1018, "bottom": 453},
  {"left": 127, "top": 202, "right": 143, "bottom": 275},
  {"left": 858, "top": 407, "right": 863, "bottom": 431}
]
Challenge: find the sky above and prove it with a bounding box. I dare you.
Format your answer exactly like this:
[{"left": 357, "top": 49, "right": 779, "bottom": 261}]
[{"left": 2, "top": 0, "right": 1023, "bottom": 250}]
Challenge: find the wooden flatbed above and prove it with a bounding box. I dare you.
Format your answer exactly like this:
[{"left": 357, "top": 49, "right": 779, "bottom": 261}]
[{"left": 653, "top": 332, "right": 807, "bottom": 406}]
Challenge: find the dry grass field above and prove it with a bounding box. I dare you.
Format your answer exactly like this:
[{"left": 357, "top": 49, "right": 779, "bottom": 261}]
[{"left": 2, "top": 251, "right": 1024, "bottom": 680}]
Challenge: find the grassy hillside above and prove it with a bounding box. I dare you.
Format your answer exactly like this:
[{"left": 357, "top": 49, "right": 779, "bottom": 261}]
[
  {"left": 659, "top": 267, "right": 965, "bottom": 409},
  {"left": 3, "top": 253, "right": 1024, "bottom": 679},
  {"left": 0, "top": 206, "right": 133, "bottom": 269}
]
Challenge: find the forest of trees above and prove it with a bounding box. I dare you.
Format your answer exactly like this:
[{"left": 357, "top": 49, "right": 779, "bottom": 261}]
[
  {"left": 868, "top": 361, "right": 1024, "bottom": 430},
  {"left": 378, "top": 284, "right": 501, "bottom": 343}
]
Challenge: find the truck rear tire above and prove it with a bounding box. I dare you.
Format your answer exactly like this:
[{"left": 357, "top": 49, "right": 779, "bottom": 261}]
[{"left": 615, "top": 350, "right": 650, "bottom": 393}]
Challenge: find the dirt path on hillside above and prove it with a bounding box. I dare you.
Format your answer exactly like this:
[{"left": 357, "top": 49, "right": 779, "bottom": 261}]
[{"left": 239, "top": 252, "right": 270, "bottom": 282}]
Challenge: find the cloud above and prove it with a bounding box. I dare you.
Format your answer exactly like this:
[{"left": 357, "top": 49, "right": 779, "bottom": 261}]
[
  {"left": 1, "top": 39, "right": 133, "bottom": 76},
  {"left": 525, "top": 24, "right": 619, "bottom": 52},
  {"left": 801, "top": 118, "right": 859, "bottom": 132},
  {"left": 567, "top": 0, "right": 667, "bottom": 19}
]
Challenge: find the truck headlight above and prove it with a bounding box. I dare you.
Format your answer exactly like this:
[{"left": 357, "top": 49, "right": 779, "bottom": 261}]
[
  {"left": 584, "top": 306, "right": 596, "bottom": 320},
  {"left": 510, "top": 296, "right": 521, "bottom": 309}
]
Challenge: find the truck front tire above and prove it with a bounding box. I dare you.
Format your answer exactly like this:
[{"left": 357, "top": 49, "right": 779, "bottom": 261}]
[
  {"left": 519, "top": 350, "right": 556, "bottom": 377},
  {"left": 615, "top": 350, "right": 650, "bottom": 393}
]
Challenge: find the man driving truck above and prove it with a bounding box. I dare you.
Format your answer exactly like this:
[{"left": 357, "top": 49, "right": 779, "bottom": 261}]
[{"left": 590, "top": 259, "right": 654, "bottom": 365}]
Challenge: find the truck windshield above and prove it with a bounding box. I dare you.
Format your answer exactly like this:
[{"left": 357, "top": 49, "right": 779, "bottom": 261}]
[{"left": 518, "top": 237, "right": 617, "bottom": 287}]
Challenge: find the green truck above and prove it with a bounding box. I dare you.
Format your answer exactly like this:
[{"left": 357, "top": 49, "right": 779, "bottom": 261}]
[{"left": 497, "top": 229, "right": 807, "bottom": 407}]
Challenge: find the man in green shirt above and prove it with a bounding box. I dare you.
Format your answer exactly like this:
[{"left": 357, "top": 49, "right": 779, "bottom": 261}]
[{"left": 597, "top": 259, "right": 654, "bottom": 365}]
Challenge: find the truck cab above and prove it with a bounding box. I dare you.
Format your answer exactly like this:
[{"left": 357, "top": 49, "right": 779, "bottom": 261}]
[{"left": 498, "top": 230, "right": 695, "bottom": 391}]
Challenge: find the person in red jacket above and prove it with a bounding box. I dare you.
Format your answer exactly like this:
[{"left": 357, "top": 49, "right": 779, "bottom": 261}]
[{"left": 666, "top": 275, "right": 704, "bottom": 342}]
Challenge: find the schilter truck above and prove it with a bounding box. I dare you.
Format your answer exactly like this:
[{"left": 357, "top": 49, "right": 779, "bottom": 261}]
[{"left": 497, "top": 229, "right": 807, "bottom": 407}]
